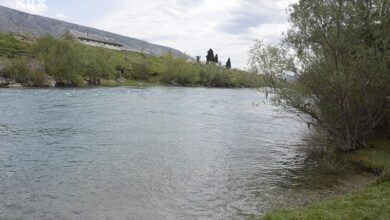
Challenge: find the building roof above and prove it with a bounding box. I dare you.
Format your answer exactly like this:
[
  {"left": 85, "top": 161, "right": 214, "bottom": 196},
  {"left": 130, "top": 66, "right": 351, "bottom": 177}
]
[{"left": 68, "top": 30, "right": 124, "bottom": 47}]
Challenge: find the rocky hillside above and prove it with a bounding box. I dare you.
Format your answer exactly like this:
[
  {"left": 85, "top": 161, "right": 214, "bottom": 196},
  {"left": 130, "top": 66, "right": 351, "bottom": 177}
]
[{"left": 0, "top": 5, "right": 185, "bottom": 56}]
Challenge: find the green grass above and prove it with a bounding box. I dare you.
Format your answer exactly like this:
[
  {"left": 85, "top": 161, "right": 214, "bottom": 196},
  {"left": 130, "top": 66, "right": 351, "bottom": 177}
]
[
  {"left": 346, "top": 140, "right": 390, "bottom": 177},
  {"left": 258, "top": 140, "right": 390, "bottom": 220},
  {"left": 0, "top": 33, "right": 28, "bottom": 56}
]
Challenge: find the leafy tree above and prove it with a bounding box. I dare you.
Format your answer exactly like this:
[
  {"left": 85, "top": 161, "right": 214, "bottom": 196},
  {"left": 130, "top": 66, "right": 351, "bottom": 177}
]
[
  {"left": 79, "top": 46, "right": 116, "bottom": 84},
  {"left": 161, "top": 51, "right": 199, "bottom": 85},
  {"left": 249, "top": 40, "right": 295, "bottom": 78},
  {"left": 214, "top": 54, "right": 219, "bottom": 63},
  {"left": 226, "top": 58, "right": 231, "bottom": 69},
  {"left": 33, "top": 35, "right": 83, "bottom": 85},
  {"left": 33, "top": 35, "right": 119, "bottom": 85},
  {"left": 206, "top": 49, "right": 214, "bottom": 63},
  {"left": 264, "top": 0, "right": 390, "bottom": 150}
]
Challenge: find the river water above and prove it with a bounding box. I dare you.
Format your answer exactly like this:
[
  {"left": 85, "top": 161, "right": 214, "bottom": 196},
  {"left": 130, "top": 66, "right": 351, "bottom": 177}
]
[{"left": 0, "top": 87, "right": 311, "bottom": 219}]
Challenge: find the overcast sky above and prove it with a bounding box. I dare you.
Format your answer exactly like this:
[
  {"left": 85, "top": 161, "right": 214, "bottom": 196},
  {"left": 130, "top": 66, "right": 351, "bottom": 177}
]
[{"left": 0, "top": 0, "right": 297, "bottom": 69}]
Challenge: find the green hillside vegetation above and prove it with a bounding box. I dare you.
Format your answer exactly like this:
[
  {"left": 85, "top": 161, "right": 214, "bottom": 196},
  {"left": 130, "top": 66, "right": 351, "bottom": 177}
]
[
  {"left": 0, "top": 33, "right": 264, "bottom": 88},
  {"left": 0, "top": 32, "right": 29, "bottom": 56}
]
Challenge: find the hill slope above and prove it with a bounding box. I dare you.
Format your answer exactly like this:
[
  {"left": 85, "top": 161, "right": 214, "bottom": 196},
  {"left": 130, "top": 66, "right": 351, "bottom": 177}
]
[{"left": 0, "top": 5, "right": 185, "bottom": 56}]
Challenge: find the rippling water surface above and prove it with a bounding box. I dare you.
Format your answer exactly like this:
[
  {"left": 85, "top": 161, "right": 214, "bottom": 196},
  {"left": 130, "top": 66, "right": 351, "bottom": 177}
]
[{"left": 0, "top": 87, "right": 308, "bottom": 219}]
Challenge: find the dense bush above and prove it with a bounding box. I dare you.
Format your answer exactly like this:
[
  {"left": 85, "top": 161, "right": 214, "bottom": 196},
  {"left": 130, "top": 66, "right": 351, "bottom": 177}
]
[
  {"left": 250, "top": 0, "right": 390, "bottom": 151},
  {"left": 1, "top": 58, "right": 32, "bottom": 83},
  {"left": 33, "top": 36, "right": 118, "bottom": 86},
  {"left": 1, "top": 33, "right": 265, "bottom": 88},
  {"left": 160, "top": 52, "right": 199, "bottom": 85},
  {"left": 33, "top": 36, "right": 82, "bottom": 85},
  {"left": 160, "top": 52, "right": 264, "bottom": 87}
]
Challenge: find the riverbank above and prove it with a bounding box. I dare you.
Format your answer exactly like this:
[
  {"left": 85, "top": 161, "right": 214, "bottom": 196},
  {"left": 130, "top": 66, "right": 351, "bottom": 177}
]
[
  {"left": 0, "top": 78, "right": 162, "bottom": 88},
  {"left": 0, "top": 78, "right": 258, "bottom": 89},
  {"left": 0, "top": 32, "right": 265, "bottom": 89},
  {"left": 257, "top": 139, "right": 390, "bottom": 220}
]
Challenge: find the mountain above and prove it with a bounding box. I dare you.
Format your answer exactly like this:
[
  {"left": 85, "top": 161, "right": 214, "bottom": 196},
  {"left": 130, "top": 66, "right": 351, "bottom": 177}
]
[{"left": 0, "top": 5, "right": 185, "bottom": 56}]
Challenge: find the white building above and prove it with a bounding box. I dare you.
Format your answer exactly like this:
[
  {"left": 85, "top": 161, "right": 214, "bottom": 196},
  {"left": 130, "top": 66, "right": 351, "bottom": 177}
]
[{"left": 65, "top": 30, "right": 124, "bottom": 50}]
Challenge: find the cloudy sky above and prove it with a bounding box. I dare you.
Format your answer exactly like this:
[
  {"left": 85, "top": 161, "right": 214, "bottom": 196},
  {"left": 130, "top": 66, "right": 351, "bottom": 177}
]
[{"left": 0, "top": 0, "right": 297, "bottom": 69}]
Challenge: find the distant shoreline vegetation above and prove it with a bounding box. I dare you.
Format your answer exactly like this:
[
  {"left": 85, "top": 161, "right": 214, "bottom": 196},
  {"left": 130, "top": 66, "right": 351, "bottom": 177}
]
[{"left": 0, "top": 32, "right": 265, "bottom": 88}]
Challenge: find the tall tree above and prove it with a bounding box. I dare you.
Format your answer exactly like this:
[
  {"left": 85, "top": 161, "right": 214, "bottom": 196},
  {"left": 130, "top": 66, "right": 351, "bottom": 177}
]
[
  {"left": 206, "top": 49, "right": 214, "bottom": 64},
  {"left": 226, "top": 58, "right": 231, "bottom": 69},
  {"left": 196, "top": 56, "right": 201, "bottom": 63},
  {"left": 265, "top": 0, "right": 390, "bottom": 151},
  {"left": 214, "top": 54, "right": 219, "bottom": 63}
]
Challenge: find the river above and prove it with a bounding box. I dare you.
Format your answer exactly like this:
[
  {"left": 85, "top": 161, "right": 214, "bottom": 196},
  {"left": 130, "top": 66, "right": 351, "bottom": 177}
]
[{"left": 0, "top": 87, "right": 311, "bottom": 219}]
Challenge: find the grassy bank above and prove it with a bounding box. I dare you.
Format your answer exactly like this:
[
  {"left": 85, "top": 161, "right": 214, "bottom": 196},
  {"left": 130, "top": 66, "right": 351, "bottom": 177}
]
[
  {"left": 257, "top": 140, "right": 390, "bottom": 220},
  {"left": 0, "top": 32, "right": 265, "bottom": 88}
]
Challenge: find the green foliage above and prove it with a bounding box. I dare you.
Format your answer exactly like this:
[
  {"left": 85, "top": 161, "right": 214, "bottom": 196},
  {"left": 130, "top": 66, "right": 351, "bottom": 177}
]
[
  {"left": 160, "top": 52, "right": 264, "bottom": 87},
  {"left": 248, "top": 40, "right": 296, "bottom": 77},
  {"left": 0, "top": 32, "right": 28, "bottom": 57},
  {"left": 33, "top": 35, "right": 83, "bottom": 85},
  {"left": 258, "top": 140, "right": 390, "bottom": 220},
  {"left": 264, "top": 0, "right": 390, "bottom": 150},
  {"left": 0, "top": 57, "right": 49, "bottom": 86},
  {"left": 161, "top": 52, "right": 199, "bottom": 85},
  {"left": 0, "top": 58, "right": 32, "bottom": 82},
  {"left": 130, "top": 59, "right": 153, "bottom": 80},
  {"left": 33, "top": 35, "right": 118, "bottom": 86},
  {"left": 346, "top": 140, "right": 390, "bottom": 182},
  {"left": 260, "top": 182, "right": 390, "bottom": 220},
  {"left": 226, "top": 58, "right": 231, "bottom": 69},
  {"left": 1, "top": 32, "right": 264, "bottom": 88},
  {"left": 79, "top": 46, "right": 116, "bottom": 83},
  {"left": 206, "top": 48, "right": 215, "bottom": 63}
]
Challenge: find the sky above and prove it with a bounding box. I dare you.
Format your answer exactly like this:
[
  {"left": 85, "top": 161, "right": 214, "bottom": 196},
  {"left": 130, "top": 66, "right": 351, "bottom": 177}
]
[{"left": 0, "top": 0, "right": 297, "bottom": 69}]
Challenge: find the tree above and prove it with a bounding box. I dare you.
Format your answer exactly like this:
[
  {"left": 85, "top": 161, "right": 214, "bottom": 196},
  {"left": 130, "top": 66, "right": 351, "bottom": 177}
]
[
  {"left": 214, "top": 54, "right": 219, "bottom": 63},
  {"left": 267, "top": 0, "right": 390, "bottom": 151},
  {"left": 79, "top": 46, "right": 116, "bottom": 84},
  {"left": 226, "top": 58, "right": 231, "bottom": 69},
  {"left": 196, "top": 56, "right": 201, "bottom": 63},
  {"left": 33, "top": 35, "right": 118, "bottom": 85},
  {"left": 33, "top": 35, "right": 83, "bottom": 85},
  {"left": 249, "top": 40, "right": 295, "bottom": 77},
  {"left": 161, "top": 51, "right": 199, "bottom": 85},
  {"left": 206, "top": 49, "right": 214, "bottom": 63}
]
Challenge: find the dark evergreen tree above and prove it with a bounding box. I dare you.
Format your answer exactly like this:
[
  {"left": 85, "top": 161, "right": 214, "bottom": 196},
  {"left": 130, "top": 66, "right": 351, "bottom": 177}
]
[
  {"left": 226, "top": 58, "right": 231, "bottom": 69},
  {"left": 214, "top": 54, "right": 219, "bottom": 63},
  {"left": 206, "top": 49, "right": 214, "bottom": 63}
]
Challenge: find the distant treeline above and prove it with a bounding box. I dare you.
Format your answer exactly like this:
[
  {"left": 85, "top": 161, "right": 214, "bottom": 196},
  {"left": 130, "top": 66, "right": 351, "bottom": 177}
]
[{"left": 0, "top": 32, "right": 264, "bottom": 88}]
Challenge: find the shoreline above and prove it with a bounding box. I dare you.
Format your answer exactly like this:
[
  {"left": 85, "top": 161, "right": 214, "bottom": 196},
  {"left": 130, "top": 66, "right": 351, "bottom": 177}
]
[
  {"left": 0, "top": 79, "right": 260, "bottom": 89},
  {"left": 257, "top": 139, "right": 390, "bottom": 220}
]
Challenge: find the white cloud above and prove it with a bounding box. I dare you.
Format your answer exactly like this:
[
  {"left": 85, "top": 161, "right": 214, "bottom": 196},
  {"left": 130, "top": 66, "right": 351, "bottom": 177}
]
[
  {"left": 91, "top": 0, "right": 297, "bottom": 69},
  {"left": 0, "top": 0, "right": 47, "bottom": 15}
]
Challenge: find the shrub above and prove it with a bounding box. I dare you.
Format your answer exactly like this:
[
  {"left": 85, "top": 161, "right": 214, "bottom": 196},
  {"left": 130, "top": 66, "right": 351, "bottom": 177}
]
[{"left": 1, "top": 58, "right": 32, "bottom": 83}]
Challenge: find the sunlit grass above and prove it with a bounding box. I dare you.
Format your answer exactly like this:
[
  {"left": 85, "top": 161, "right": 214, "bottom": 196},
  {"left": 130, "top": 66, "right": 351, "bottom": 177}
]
[{"left": 0, "top": 33, "right": 28, "bottom": 56}]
